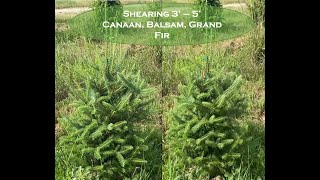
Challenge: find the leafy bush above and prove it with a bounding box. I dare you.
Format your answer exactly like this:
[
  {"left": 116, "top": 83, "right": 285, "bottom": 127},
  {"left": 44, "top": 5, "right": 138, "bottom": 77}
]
[
  {"left": 166, "top": 72, "right": 247, "bottom": 178},
  {"left": 57, "top": 64, "right": 157, "bottom": 179}
]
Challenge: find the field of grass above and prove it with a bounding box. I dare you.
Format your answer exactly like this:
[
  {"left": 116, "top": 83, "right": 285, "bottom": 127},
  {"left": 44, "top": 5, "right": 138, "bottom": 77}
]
[
  {"left": 55, "top": 0, "right": 245, "bottom": 9},
  {"left": 55, "top": 0, "right": 166, "bottom": 9},
  {"left": 175, "top": 0, "right": 245, "bottom": 4},
  {"left": 55, "top": 0, "right": 91, "bottom": 9},
  {"left": 55, "top": 0, "right": 264, "bottom": 179}
]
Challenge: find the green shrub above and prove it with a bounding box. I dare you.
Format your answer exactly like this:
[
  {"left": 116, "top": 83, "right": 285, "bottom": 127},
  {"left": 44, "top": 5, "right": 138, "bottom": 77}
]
[
  {"left": 166, "top": 71, "right": 247, "bottom": 178},
  {"left": 57, "top": 64, "right": 157, "bottom": 179}
]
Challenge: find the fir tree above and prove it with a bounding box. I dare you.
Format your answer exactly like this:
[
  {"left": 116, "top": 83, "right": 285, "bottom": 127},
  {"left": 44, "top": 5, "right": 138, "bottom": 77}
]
[
  {"left": 196, "top": 0, "right": 222, "bottom": 7},
  {"left": 167, "top": 71, "right": 247, "bottom": 178},
  {"left": 57, "top": 63, "right": 157, "bottom": 179}
]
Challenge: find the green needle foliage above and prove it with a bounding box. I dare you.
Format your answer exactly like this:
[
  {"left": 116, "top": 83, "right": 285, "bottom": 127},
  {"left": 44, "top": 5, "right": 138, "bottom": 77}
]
[
  {"left": 91, "top": 0, "right": 124, "bottom": 34},
  {"left": 196, "top": 0, "right": 223, "bottom": 31},
  {"left": 166, "top": 72, "right": 247, "bottom": 178},
  {"left": 57, "top": 63, "right": 157, "bottom": 179},
  {"left": 196, "top": 0, "right": 222, "bottom": 7}
]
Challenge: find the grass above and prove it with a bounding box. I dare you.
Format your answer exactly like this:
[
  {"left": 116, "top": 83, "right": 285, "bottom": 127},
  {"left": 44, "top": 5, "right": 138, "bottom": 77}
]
[
  {"left": 55, "top": 0, "right": 169, "bottom": 9},
  {"left": 55, "top": 0, "right": 264, "bottom": 179},
  {"left": 55, "top": 0, "right": 246, "bottom": 9},
  {"left": 175, "top": 0, "right": 246, "bottom": 4},
  {"left": 53, "top": 0, "right": 107, "bottom": 9},
  {"left": 55, "top": 0, "right": 92, "bottom": 9}
]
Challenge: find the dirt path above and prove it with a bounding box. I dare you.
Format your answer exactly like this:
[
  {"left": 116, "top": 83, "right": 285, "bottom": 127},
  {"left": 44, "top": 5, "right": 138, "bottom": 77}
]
[
  {"left": 223, "top": 3, "right": 246, "bottom": 8},
  {"left": 55, "top": 7, "right": 91, "bottom": 15},
  {"left": 55, "top": 3, "right": 247, "bottom": 14}
]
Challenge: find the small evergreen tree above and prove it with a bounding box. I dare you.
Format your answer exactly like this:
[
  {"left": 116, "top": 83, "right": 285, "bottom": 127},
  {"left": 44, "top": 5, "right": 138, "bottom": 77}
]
[
  {"left": 93, "top": 0, "right": 122, "bottom": 7},
  {"left": 196, "top": 0, "right": 221, "bottom": 7},
  {"left": 167, "top": 72, "right": 247, "bottom": 178},
  {"left": 91, "top": 0, "right": 124, "bottom": 34},
  {"left": 195, "top": 0, "right": 223, "bottom": 31},
  {"left": 57, "top": 63, "right": 157, "bottom": 179}
]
